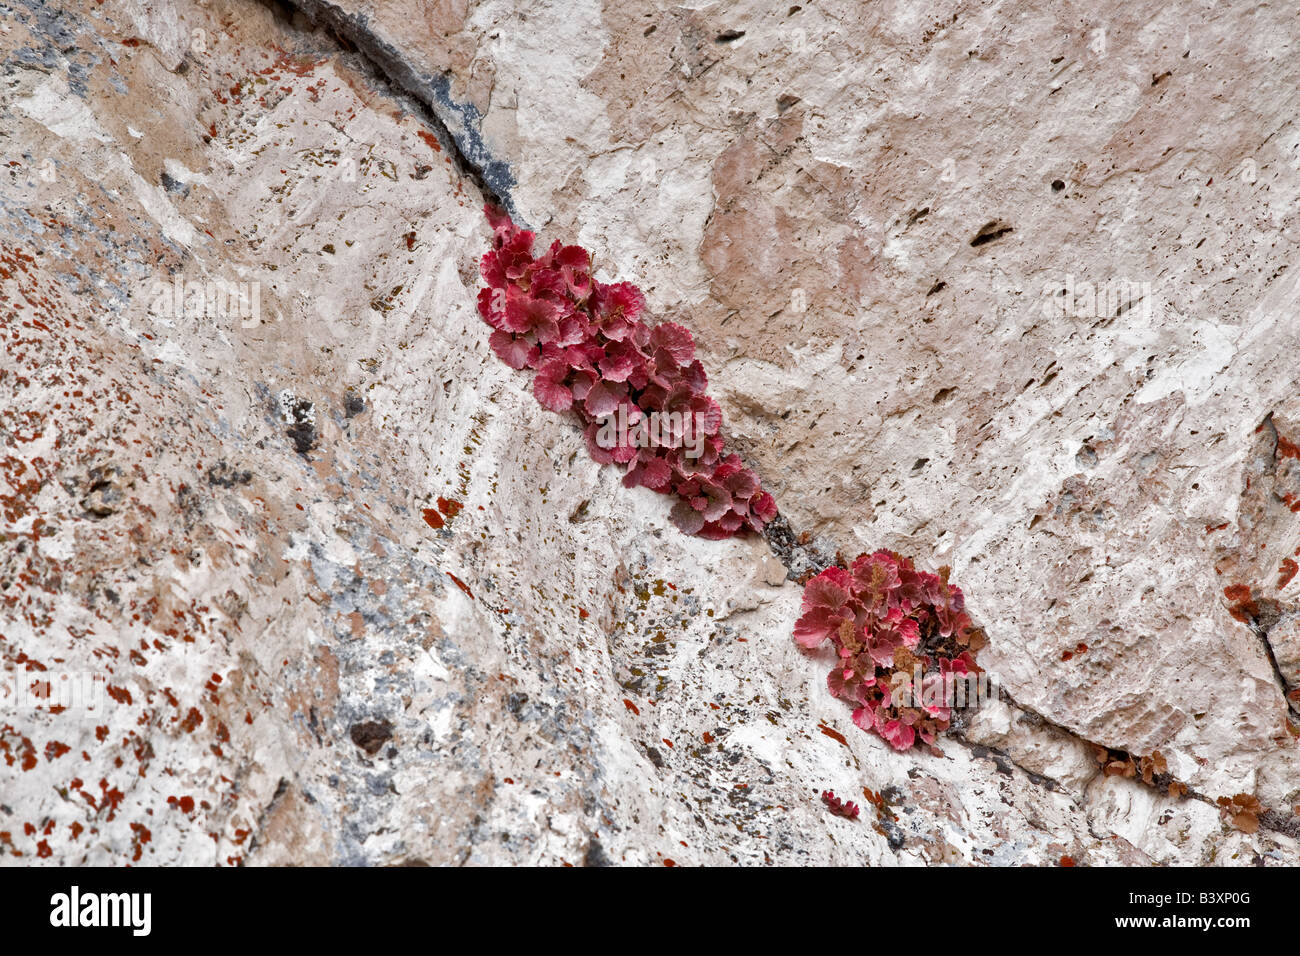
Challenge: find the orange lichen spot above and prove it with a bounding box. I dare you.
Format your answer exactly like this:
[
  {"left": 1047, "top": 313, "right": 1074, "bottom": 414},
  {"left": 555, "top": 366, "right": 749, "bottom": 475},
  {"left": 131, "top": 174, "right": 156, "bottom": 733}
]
[
  {"left": 1223, "top": 584, "right": 1259, "bottom": 623},
  {"left": 818, "top": 721, "right": 848, "bottom": 748}
]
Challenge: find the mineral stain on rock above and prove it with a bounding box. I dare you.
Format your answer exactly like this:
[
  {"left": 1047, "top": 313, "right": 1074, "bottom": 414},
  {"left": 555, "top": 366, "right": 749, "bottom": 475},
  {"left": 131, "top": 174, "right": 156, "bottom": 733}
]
[
  {"left": 343, "top": 392, "right": 366, "bottom": 418},
  {"left": 278, "top": 391, "right": 318, "bottom": 456},
  {"left": 349, "top": 720, "right": 393, "bottom": 756},
  {"left": 207, "top": 461, "right": 253, "bottom": 487}
]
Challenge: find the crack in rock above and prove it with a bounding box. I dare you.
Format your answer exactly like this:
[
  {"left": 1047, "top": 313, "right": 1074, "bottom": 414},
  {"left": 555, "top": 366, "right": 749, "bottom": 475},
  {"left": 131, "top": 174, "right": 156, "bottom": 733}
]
[{"left": 264, "top": 0, "right": 521, "bottom": 222}]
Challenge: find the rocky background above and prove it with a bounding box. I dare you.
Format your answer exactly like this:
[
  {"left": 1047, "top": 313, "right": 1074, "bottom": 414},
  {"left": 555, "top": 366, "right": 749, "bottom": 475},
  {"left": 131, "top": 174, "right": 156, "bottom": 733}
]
[{"left": 2, "top": 0, "right": 1298, "bottom": 865}]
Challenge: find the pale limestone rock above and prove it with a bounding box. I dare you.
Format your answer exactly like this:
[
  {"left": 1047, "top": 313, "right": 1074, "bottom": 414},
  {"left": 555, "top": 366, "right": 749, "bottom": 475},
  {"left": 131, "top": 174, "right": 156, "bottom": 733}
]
[
  {"left": 0, "top": 0, "right": 1297, "bottom": 867},
  {"left": 122, "top": 0, "right": 191, "bottom": 72}
]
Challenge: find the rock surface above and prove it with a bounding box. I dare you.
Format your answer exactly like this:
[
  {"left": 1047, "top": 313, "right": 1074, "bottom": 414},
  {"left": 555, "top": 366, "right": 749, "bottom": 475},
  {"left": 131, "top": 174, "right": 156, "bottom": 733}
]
[{"left": 1, "top": 0, "right": 1297, "bottom": 865}]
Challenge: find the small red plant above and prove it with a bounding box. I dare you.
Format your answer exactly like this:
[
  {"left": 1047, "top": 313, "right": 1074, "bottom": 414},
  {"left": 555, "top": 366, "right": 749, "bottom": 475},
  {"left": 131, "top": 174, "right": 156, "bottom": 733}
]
[
  {"left": 794, "top": 552, "right": 985, "bottom": 752},
  {"left": 477, "top": 205, "right": 775, "bottom": 538},
  {"left": 821, "top": 790, "right": 859, "bottom": 820}
]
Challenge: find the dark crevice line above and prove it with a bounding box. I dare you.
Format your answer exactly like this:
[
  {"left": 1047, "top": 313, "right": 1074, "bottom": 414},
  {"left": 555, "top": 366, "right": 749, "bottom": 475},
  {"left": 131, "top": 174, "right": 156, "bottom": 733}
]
[
  {"left": 1249, "top": 615, "right": 1300, "bottom": 722},
  {"left": 245, "top": 776, "right": 290, "bottom": 856},
  {"left": 965, "top": 689, "right": 1300, "bottom": 840},
  {"left": 950, "top": 734, "right": 1066, "bottom": 794},
  {"left": 1242, "top": 413, "right": 1300, "bottom": 720},
  {"left": 261, "top": 0, "right": 520, "bottom": 222}
]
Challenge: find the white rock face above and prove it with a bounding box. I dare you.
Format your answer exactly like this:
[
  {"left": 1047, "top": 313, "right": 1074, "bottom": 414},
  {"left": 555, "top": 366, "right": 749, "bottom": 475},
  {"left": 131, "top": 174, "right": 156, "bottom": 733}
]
[{"left": 0, "top": 0, "right": 1296, "bottom": 865}]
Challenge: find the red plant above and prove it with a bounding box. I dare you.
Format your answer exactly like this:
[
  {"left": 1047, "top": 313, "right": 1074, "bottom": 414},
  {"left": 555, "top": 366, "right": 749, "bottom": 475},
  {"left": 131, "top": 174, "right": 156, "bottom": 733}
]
[
  {"left": 477, "top": 205, "right": 775, "bottom": 538},
  {"left": 821, "top": 790, "right": 859, "bottom": 820},
  {"left": 795, "top": 552, "right": 985, "bottom": 752}
]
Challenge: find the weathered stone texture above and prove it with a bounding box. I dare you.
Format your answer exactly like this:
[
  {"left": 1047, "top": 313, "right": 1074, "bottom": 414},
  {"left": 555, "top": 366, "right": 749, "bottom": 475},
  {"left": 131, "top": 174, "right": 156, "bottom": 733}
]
[{"left": 1, "top": 0, "right": 1297, "bottom": 865}]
